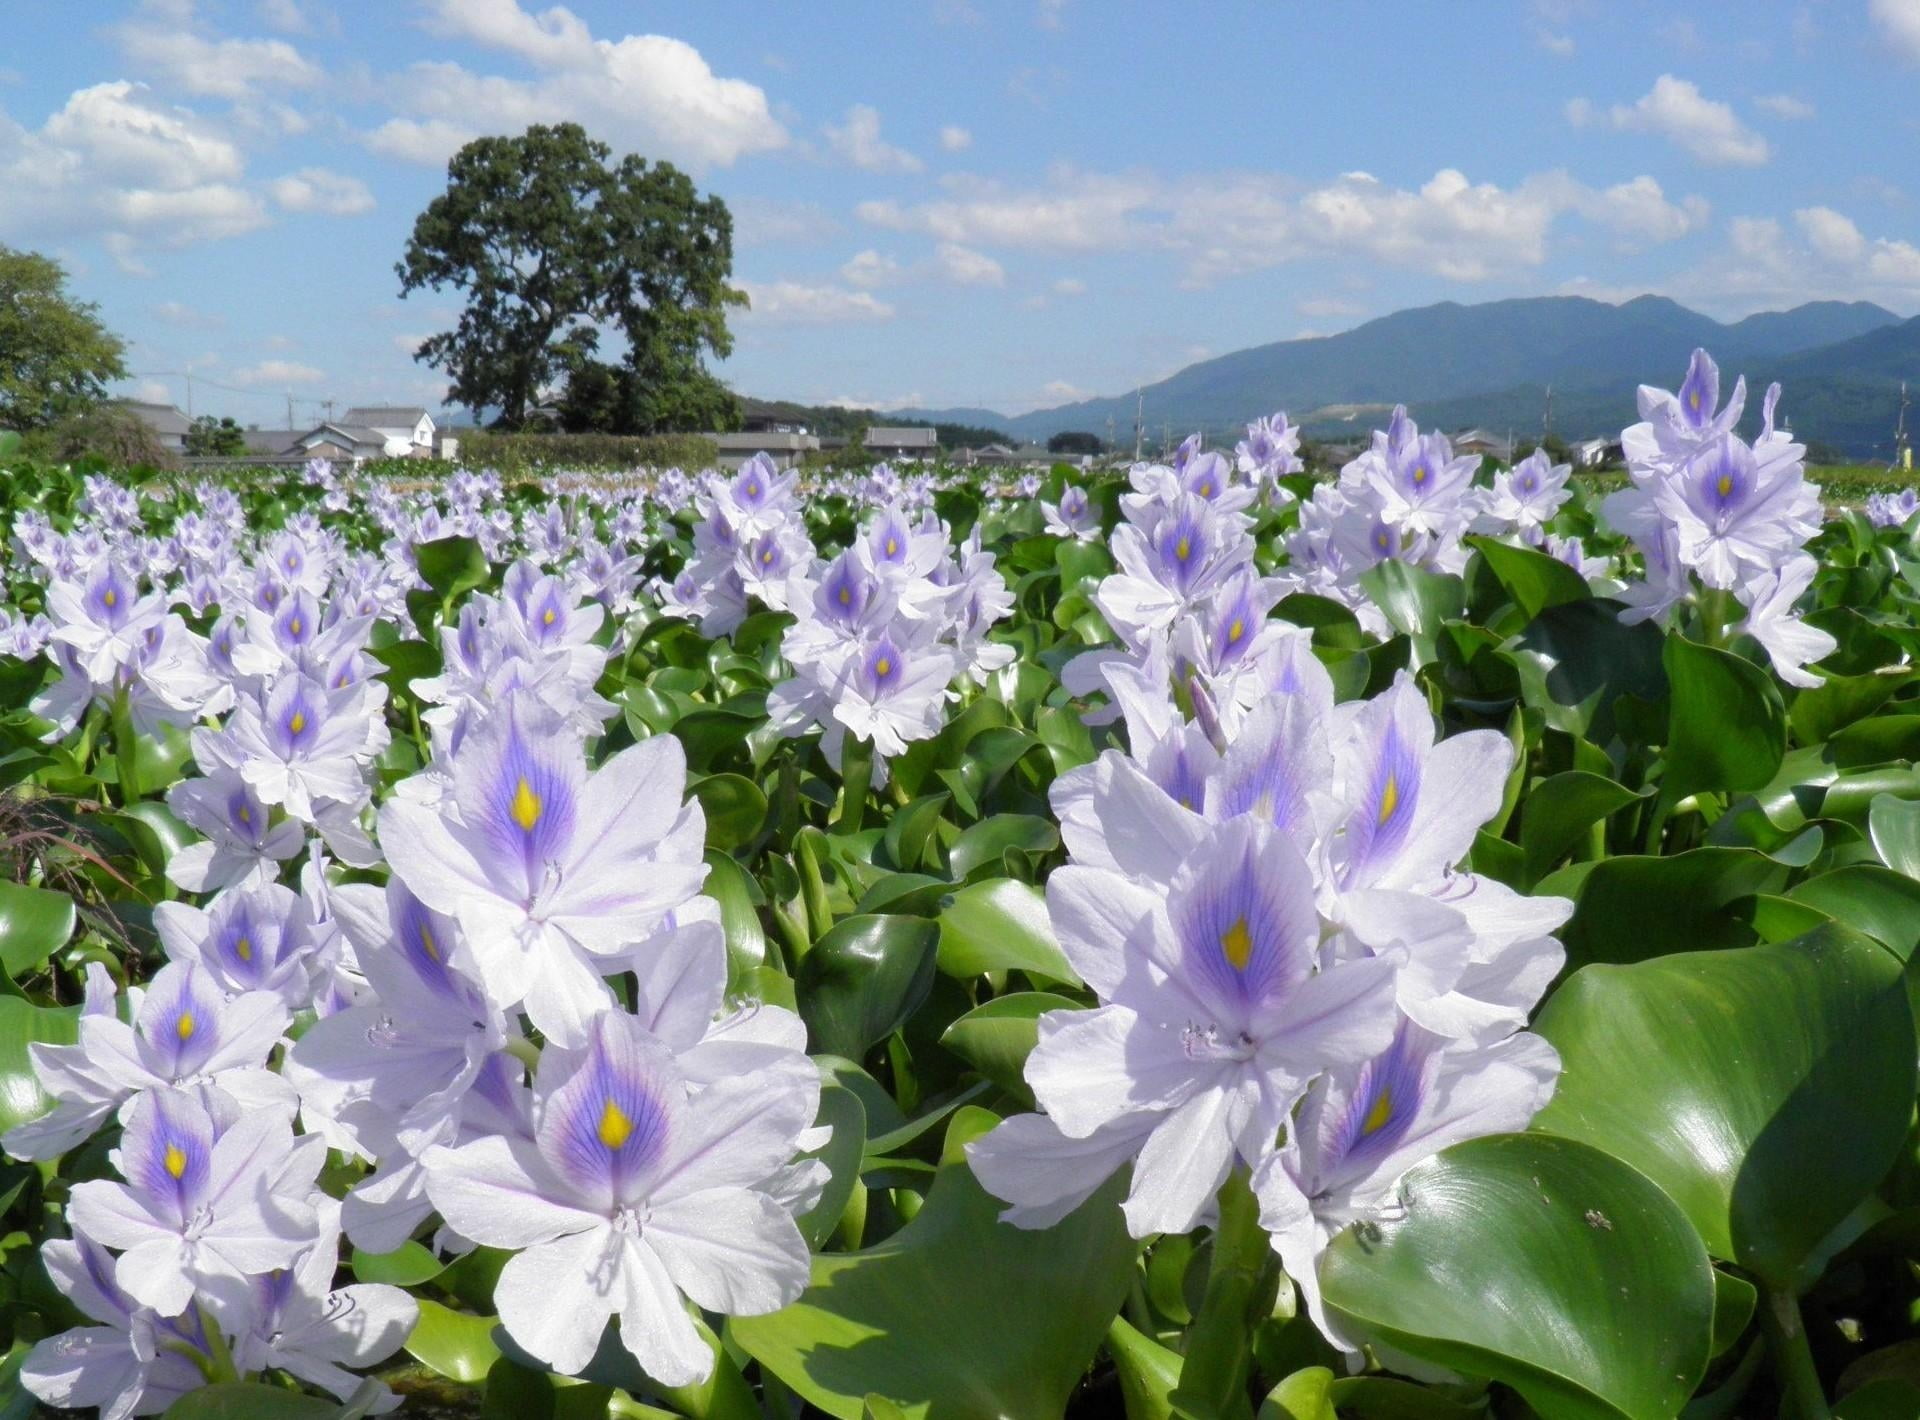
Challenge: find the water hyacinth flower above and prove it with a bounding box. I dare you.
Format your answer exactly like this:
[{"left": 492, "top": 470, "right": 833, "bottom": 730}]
[
  {"left": 205, "top": 672, "right": 387, "bottom": 823},
  {"left": 423, "top": 1010, "right": 818, "bottom": 1384},
  {"left": 164, "top": 769, "right": 306, "bottom": 893},
  {"left": 971, "top": 816, "right": 1399, "bottom": 1237},
  {"left": 154, "top": 883, "right": 317, "bottom": 1007},
  {"left": 1477, "top": 449, "right": 1571, "bottom": 541},
  {"left": 379, "top": 691, "right": 708, "bottom": 1045},
  {"left": 1042, "top": 484, "right": 1100, "bottom": 541},
  {"left": 1252, "top": 1022, "right": 1560, "bottom": 1338},
  {"left": 67, "top": 1088, "right": 323, "bottom": 1316},
  {"left": 1866, "top": 488, "right": 1920, "bottom": 528}
]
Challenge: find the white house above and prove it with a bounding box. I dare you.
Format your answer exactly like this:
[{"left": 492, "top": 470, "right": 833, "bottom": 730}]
[
  {"left": 340, "top": 406, "right": 436, "bottom": 458},
  {"left": 113, "top": 401, "right": 192, "bottom": 454}
]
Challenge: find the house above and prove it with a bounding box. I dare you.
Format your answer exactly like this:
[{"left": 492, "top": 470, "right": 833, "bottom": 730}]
[
  {"left": 340, "top": 406, "right": 436, "bottom": 458},
  {"left": 239, "top": 428, "right": 305, "bottom": 458},
  {"left": 708, "top": 431, "right": 820, "bottom": 471},
  {"left": 966, "top": 442, "right": 1054, "bottom": 468},
  {"left": 1451, "top": 428, "right": 1513, "bottom": 463},
  {"left": 1572, "top": 437, "right": 1618, "bottom": 468},
  {"left": 294, "top": 424, "right": 391, "bottom": 464},
  {"left": 740, "top": 399, "right": 811, "bottom": 435},
  {"left": 114, "top": 401, "right": 192, "bottom": 454},
  {"left": 863, "top": 426, "right": 939, "bottom": 459}
]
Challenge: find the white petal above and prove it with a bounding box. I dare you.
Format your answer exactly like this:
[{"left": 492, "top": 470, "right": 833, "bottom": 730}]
[{"left": 647, "top": 1187, "right": 810, "bottom": 1315}]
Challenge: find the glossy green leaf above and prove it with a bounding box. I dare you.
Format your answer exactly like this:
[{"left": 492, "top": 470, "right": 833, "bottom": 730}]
[
  {"left": 405, "top": 1298, "right": 503, "bottom": 1383},
  {"left": 1512, "top": 600, "right": 1667, "bottom": 743},
  {"left": 938, "top": 992, "right": 1077, "bottom": 1099},
  {"left": 946, "top": 813, "right": 1057, "bottom": 882},
  {"left": 1469, "top": 536, "right": 1591, "bottom": 622},
  {"left": 414, "top": 535, "right": 492, "bottom": 599},
  {"left": 1517, "top": 771, "right": 1646, "bottom": 885},
  {"left": 0, "top": 882, "right": 74, "bottom": 978},
  {"left": 1661, "top": 635, "right": 1786, "bottom": 805},
  {"left": 162, "top": 1384, "right": 341, "bottom": 1418},
  {"left": 1320, "top": 1132, "right": 1715, "bottom": 1420},
  {"left": 0, "top": 996, "right": 78, "bottom": 1135},
  {"left": 796, "top": 915, "right": 940, "bottom": 1059},
  {"left": 350, "top": 1240, "right": 446, "bottom": 1287},
  {"left": 1106, "top": 1316, "right": 1180, "bottom": 1420},
  {"left": 732, "top": 1107, "right": 1136, "bottom": 1420},
  {"left": 691, "top": 772, "right": 768, "bottom": 851},
  {"left": 799, "top": 1081, "right": 868, "bottom": 1250},
  {"left": 1534, "top": 925, "right": 1916, "bottom": 1285},
  {"left": 935, "top": 879, "right": 1078, "bottom": 984},
  {"left": 1868, "top": 791, "right": 1920, "bottom": 879},
  {"left": 1787, "top": 865, "right": 1920, "bottom": 959},
  {"left": 1359, "top": 561, "right": 1465, "bottom": 644},
  {"left": 1540, "top": 847, "right": 1784, "bottom": 968},
  {"left": 1259, "top": 1367, "right": 1338, "bottom": 1420}
]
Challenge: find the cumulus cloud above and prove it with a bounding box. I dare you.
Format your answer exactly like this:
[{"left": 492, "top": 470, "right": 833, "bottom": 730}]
[
  {"left": 858, "top": 168, "right": 1161, "bottom": 250},
  {"left": 737, "top": 280, "right": 896, "bottom": 324},
  {"left": 733, "top": 196, "right": 841, "bottom": 247},
  {"left": 269, "top": 167, "right": 373, "bottom": 215},
  {"left": 1755, "top": 93, "right": 1814, "bottom": 120},
  {"left": 823, "top": 104, "right": 922, "bottom": 174},
  {"left": 939, "top": 125, "right": 973, "bottom": 153},
  {"left": 933, "top": 241, "right": 1004, "bottom": 286},
  {"left": 1567, "top": 75, "right": 1770, "bottom": 166},
  {"left": 366, "top": 0, "right": 787, "bottom": 171},
  {"left": 1052, "top": 277, "right": 1087, "bottom": 296},
  {"left": 152, "top": 300, "right": 224, "bottom": 328},
  {"left": 1871, "top": 0, "right": 1920, "bottom": 62},
  {"left": 0, "top": 82, "right": 270, "bottom": 252},
  {"left": 231, "top": 359, "right": 323, "bottom": 386},
  {"left": 113, "top": 20, "right": 321, "bottom": 100},
  {"left": 840, "top": 249, "right": 902, "bottom": 287},
  {"left": 1675, "top": 205, "right": 1920, "bottom": 311}
]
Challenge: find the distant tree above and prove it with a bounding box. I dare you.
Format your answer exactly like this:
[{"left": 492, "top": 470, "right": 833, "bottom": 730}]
[
  {"left": 0, "top": 246, "right": 127, "bottom": 431},
  {"left": 183, "top": 415, "right": 247, "bottom": 455},
  {"left": 26, "top": 402, "right": 168, "bottom": 468},
  {"left": 398, "top": 123, "right": 743, "bottom": 432},
  {"left": 559, "top": 359, "right": 739, "bottom": 435},
  {"left": 1048, "top": 430, "right": 1104, "bottom": 455},
  {"left": 935, "top": 422, "right": 1009, "bottom": 449}
]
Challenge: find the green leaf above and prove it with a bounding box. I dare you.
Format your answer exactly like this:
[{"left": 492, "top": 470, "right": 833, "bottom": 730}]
[
  {"left": 405, "top": 1298, "right": 503, "bottom": 1383},
  {"left": 732, "top": 1107, "right": 1137, "bottom": 1420},
  {"left": 1533, "top": 925, "right": 1916, "bottom": 1286},
  {"left": 0, "top": 996, "right": 79, "bottom": 1135},
  {"left": 691, "top": 773, "right": 767, "bottom": 851},
  {"left": 1517, "top": 772, "right": 1647, "bottom": 885},
  {"left": 162, "top": 1384, "right": 341, "bottom": 1418},
  {"left": 0, "top": 882, "right": 75, "bottom": 977},
  {"left": 1540, "top": 847, "right": 1784, "bottom": 968},
  {"left": 1359, "top": 561, "right": 1465, "bottom": 657},
  {"left": 1661, "top": 636, "right": 1786, "bottom": 806},
  {"left": 1787, "top": 864, "right": 1920, "bottom": 959},
  {"left": 935, "top": 879, "right": 1078, "bottom": 984},
  {"left": 1512, "top": 601, "right": 1667, "bottom": 743},
  {"left": 1258, "top": 1368, "right": 1338, "bottom": 1420},
  {"left": 938, "top": 993, "right": 1077, "bottom": 1099},
  {"left": 946, "top": 812, "right": 1057, "bottom": 882},
  {"left": 1320, "top": 1133, "right": 1715, "bottom": 1420},
  {"left": 350, "top": 1240, "right": 446, "bottom": 1287},
  {"left": 414, "top": 535, "right": 491, "bottom": 600},
  {"left": 701, "top": 850, "right": 767, "bottom": 983},
  {"left": 1106, "top": 1316, "right": 1181, "bottom": 1420},
  {"left": 1709, "top": 1270, "right": 1755, "bottom": 1357},
  {"left": 799, "top": 1081, "right": 868, "bottom": 1250},
  {"left": 796, "top": 915, "right": 940, "bottom": 1059},
  {"left": 1468, "top": 536, "right": 1591, "bottom": 622},
  {"left": 1868, "top": 791, "right": 1920, "bottom": 879}
]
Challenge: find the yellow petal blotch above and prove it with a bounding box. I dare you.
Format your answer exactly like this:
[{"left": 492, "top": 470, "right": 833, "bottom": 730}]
[
  {"left": 1362, "top": 1087, "right": 1394, "bottom": 1136},
  {"left": 598, "top": 1098, "right": 634, "bottom": 1150},
  {"left": 510, "top": 777, "right": 542, "bottom": 832},
  {"left": 176, "top": 1011, "right": 195, "bottom": 1041},
  {"left": 164, "top": 1143, "right": 188, "bottom": 1179},
  {"left": 1221, "top": 918, "right": 1254, "bottom": 971},
  {"left": 1378, "top": 774, "right": 1399, "bottom": 827}
]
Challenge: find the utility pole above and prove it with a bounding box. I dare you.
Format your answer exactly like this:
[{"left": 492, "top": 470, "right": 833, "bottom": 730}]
[
  {"left": 1542, "top": 384, "right": 1554, "bottom": 443},
  {"left": 1895, "top": 382, "right": 1911, "bottom": 472},
  {"left": 286, "top": 391, "right": 294, "bottom": 430},
  {"left": 185, "top": 372, "right": 194, "bottom": 420},
  {"left": 1133, "top": 388, "right": 1143, "bottom": 462}
]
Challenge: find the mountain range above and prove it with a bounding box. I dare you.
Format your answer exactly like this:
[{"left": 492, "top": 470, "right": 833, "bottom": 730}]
[{"left": 889, "top": 295, "right": 1920, "bottom": 458}]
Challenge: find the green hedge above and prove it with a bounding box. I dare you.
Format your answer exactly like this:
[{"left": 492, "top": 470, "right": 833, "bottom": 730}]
[{"left": 450, "top": 430, "right": 720, "bottom": 473}]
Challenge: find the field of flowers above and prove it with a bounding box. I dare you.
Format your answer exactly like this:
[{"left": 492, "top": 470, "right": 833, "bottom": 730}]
[{"left": 0, "top": 349, "right": 1917, "bottom": 1420}]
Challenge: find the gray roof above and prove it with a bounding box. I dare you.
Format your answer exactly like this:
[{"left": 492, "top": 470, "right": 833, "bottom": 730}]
[
  {"left": 340, "top": 406, "right": 431, "bottom": 429},
  {"left": 114, "top": 401, "right": 191, "bottom": 436},
  {"left": 865, "top": 425, "right": 938, "bottom": 448},
  {"left": 300, "top": 423, "right": 388, "bottom": 449},
  {"left": 240, "top": 429, "right": 304, "bottom": 455}
]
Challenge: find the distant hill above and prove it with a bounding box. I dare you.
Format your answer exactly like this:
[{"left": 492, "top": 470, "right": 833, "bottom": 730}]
[{"left": 874, "top": 294, "right": 1911, "bottom": 457}]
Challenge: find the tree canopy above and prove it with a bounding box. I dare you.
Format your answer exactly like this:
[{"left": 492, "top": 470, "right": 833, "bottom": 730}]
[
  {"left": 183, "top": 415, "right": 247, "bottom": 456},
  {"left": 0, "top": 246, "right": 127, "bottom": 432},
  {"left": 397, "top": 123, "right": 744, "bottom": 433},
  {"left": 1047, "top": 430, "right": 1104, "bottom": 454}
]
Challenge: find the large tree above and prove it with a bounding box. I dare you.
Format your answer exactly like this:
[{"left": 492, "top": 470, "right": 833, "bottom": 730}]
[
  {"left": 397, "top": 123, "right": 744, "bottom": 432},
  {"left": 0, "top": 246, "right": 127, "bottom": 431}
]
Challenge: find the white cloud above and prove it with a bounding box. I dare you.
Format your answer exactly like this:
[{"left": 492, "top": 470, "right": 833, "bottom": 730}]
[
  {"left": 933, "top": 241, "right": 1004, "bottom": 286},
  {"left": 1040, "top": 379, "right": 1090, "bottom": 401},
  {"left": 1567, "top": 75, "right": 1770, "bottom": 166},
  {"left": 1797, "top": 206, "right": 1866, "bottom": 264},
  {"left": 840, "top": 249, "right": 901, "bottom": 287},
  {"left": 114, "top": 21, "right": 321, "bottom": 100},
  {"left": 1052, "top": 277, "right": 1087, "bottom": 296},
  {"left": 231, "top": 359, "right": 323, "bottom": 386},
  {"left": 939, "top": 124, "right": 973, "bottom": 153},
  {"left": 133, "top": 378, "right": 173, "bottom": 404},
  {"left": 738, "top": 280, "right": 895, "bottom": 324},
  {"left": 152, "top": 300, "right": 223, "bottom": 328},
  {"left": 1871, "top": 0, "right": 1920, "bottom": 62},
  {"left": 1299, "top": 296, "right": 1362, "bottom": 318},
  {"left": 1537, "top": 30, "right": 1575, "bottom": 55},
  {"left": 1755, "top": 93, "right": 1814, "bottom": 120},
  {"left": 0, "top": 82, "right": 270, "bottom": 252},
  {"left": 733, "top": 196, "right": 841, "bottom": 247},
  {"left": 367, "top": 0, "right": 787, "bottom": 171},
  {"left": 256, "top": 0, "right": 311, "bottom": 34},
  {"left": 1037, "top": 0, "right": 1068, "bottom": 29},
  {"left": 268, "top": 167, "right": 373, "bottom": 215},
  {"left": 1675, "top": 205, "right": 1920, "bottom": 312},
  {"left": 823, "top": 104, "right": 922, "bottom": 174},
  {"left": 860, "top": 163, "right": 1704, "bottom": 286}
]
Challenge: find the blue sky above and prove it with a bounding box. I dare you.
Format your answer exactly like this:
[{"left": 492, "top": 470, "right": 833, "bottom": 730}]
[{"left": 6, "top": 0, "right": 1920, "bottom": 425}]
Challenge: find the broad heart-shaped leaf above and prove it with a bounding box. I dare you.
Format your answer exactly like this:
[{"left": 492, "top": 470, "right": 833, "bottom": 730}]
[
  {"left": 1868, "top": 791, "right": 1920, "bottom": 880},
  {"left": 0, "top": 996, "right": 79, "bottom": 1135},
  {"left": 1358, "top": 561, "right": 1464, "bottom": 654},
  {"left": 1539, "top": 847, "right": 1785, "bottom": 968},
  {"left": 934, "top": 879, "right": 1078, "bottom": 985},
  {"left": 161, "top": 1383, "right": 342, "bottom": 1417},
  {"left": 732, "top": 1106, "right": 1136, "bottom": 1420},
  {"left": 1319, "top": 1133, "right": 1715, "bottom": 1420},
  {"left": 0, "top": 882, "right": 75, "bottom": 977},
  {"left": 1517, "top": 771, "right": 1648, "bottom": 886},
  {"left": 1660, "top": 635, "right": 1786, "bottom": 806},
  {"left": 690, "top": 772, "right": 768, "bottom": 851},
  {"left": 1468, "top": 536, "right": 1591, "bottom": 623},
  {"left": 797, "top": 915, "right": 940, "bottom": 1059},
  {"left": 405, "top": 1297, "right": 502, "bottom": 1382},
  {"left": 1512, "top": 600, "right": 1667, "bottom": 744},
  {"left": 938, "top": 992, "right": 1078, "bottom": 1100},
  {"left": 799, "top": 1080, "right": 868, "bottom": 1250},
  {"left": 414, "top": 534, "right": 491, "bottom": 600},
  {"left": 1532, "top": 925, "right": 1916, "bottom": 1286}
]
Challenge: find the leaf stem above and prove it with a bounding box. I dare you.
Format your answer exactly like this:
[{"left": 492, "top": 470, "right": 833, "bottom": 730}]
[
  {"left": 1760, "top": 1285, "right": 1829, "bottom": 1420},
  {"left": 1170, "top": 1168, "right": 1272, "bottom": 1420}
]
